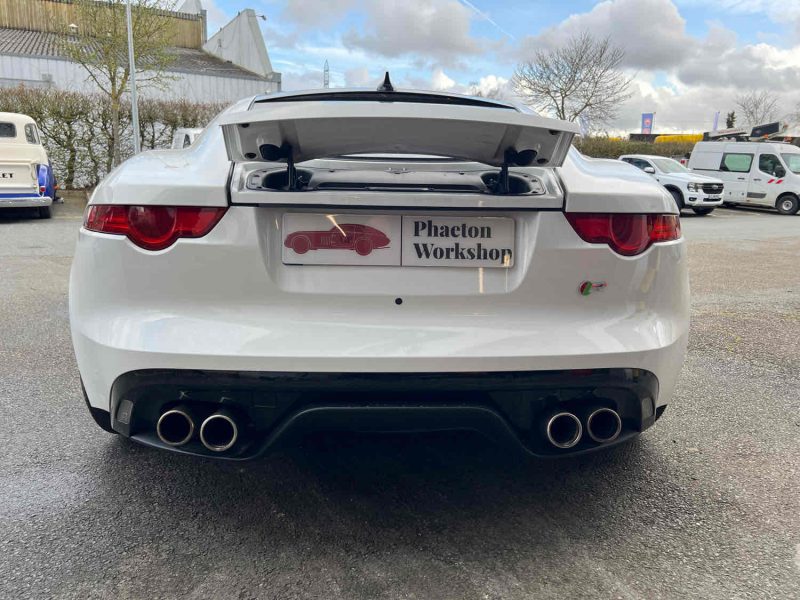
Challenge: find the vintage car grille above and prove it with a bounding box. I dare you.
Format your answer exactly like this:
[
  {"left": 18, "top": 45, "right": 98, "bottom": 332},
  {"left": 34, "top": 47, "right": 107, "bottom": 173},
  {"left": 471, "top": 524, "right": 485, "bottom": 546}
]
[{"left": 702, "top": 183, "right": 723, "bottom": 194}]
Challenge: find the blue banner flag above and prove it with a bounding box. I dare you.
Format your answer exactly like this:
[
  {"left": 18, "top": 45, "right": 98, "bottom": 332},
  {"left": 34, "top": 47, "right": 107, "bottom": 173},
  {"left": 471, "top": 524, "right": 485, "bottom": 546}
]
[{"left": 641, "top": 113, "right": 655, "bottom": 135}]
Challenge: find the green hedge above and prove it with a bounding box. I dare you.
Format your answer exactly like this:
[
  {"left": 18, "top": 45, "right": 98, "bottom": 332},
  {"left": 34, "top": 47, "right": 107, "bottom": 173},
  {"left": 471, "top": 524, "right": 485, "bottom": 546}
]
[
  {"left": 0, "top": 85, "right": 225, "bottom": 189},
  {"left": 574, "top": 138, "right": 696, "bottom": 159}
]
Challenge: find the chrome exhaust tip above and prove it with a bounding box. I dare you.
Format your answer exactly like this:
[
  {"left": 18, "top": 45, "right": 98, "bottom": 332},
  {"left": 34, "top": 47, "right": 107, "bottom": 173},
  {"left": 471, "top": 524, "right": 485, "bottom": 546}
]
[
  {"left": 545, "top": 412, "right": 583, "bottom": 449},
  {"left": 586, "top": 407, "right": 622, "bottom": 443},
  {"left": 156, "top": 407, "right": 195, "bottom": 447},
  {"left": 199, "top": 411, "right": 239, "bottom": 452}
]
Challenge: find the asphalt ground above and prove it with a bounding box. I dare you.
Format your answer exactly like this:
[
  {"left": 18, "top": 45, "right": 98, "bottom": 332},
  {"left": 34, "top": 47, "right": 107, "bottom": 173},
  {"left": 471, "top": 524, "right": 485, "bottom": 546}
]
[{"left": 0, "top": 202, "right": 798, "bottom": 599}]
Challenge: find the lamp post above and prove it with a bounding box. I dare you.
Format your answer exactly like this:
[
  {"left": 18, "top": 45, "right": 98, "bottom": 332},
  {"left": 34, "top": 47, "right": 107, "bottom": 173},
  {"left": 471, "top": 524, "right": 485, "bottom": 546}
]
[{"left": 126, "top": 0, "right": 141, "bottom": 154}]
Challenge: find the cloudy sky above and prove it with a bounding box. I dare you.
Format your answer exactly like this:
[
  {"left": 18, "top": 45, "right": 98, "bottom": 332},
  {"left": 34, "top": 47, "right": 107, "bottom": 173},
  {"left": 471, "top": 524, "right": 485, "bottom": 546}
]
[{"left": 204, "top": 0, "right": 800, "bottom": 133}]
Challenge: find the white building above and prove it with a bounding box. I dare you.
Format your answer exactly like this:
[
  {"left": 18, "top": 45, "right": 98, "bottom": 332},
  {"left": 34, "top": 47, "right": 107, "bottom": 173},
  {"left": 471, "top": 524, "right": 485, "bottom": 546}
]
[{"left": 0, "top": 1, "right": 280, "bottom": 103}]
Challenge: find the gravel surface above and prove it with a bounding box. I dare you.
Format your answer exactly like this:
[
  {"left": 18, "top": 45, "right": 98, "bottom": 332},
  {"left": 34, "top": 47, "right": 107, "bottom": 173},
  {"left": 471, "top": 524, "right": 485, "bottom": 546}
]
[{"left": 0, "top": 204, "right": 798, "bottom": 599}]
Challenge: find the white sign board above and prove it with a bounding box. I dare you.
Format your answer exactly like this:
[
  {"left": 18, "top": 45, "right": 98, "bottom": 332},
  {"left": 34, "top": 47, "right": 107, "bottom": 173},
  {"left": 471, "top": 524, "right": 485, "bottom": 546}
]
[
  {"left": 282, "top": 214, "right": 514, "bottom": 268},
  {"left": 401, "top": 216, "right": 515, "bottom": 268}
]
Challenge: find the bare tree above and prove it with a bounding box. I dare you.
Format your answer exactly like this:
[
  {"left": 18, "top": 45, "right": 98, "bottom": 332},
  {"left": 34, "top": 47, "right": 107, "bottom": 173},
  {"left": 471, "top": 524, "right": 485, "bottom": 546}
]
[
  {"left": 734, "top": 90, "right": 780, "bottom": 126},
  {"left": 512, "top": 32, "right": 633, "bottom": 125},
  {"left": 791, "top": 102, "right": 800, "bottom": 126},
  {"left": 60, "top": 0, "right": 178, "bottom": 166}
]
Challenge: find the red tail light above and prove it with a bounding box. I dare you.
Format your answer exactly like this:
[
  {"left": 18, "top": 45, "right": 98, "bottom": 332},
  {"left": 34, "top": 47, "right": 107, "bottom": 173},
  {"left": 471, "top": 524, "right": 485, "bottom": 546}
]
[
  {"left": 84, "top": 205, "right": 227, "bottom": 251},
  {"left": 565, "top": 213, "right": 681, "bottom": 256}
]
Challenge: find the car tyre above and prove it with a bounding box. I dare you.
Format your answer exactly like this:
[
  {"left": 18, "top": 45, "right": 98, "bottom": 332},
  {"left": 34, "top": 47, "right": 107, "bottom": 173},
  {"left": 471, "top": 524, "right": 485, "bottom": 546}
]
[
  {"left": 354, "top": 237, "right": 373, "bottom": 256},
  {"left": 692, "top": 207, "right": 714, "bottom": 216},
  {"left": 38, "top": 205, "right": 52, "bottom": 219},
  {"left": 668, "top": 188, "right": 684, "bottom": 211},
  {"left": 776, "top": 194, "right": 799, "bottom": 215},
  {"left": 291, "top": 236, "right": 311, "bottom": 254}
]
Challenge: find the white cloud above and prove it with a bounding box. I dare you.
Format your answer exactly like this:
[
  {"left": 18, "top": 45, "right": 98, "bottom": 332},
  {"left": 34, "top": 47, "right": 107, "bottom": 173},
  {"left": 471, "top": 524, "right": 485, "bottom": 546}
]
[
  {"left": 344, "top": 66, "right": 373, "bottom": 87},
  {"left": 518, "top": 0, "right": 693, "bottom": 70},
  {"left": 342, "top": 0, "right": 484, "bottom": 66},
  {"left": 430, "top": 68, "right": 456, "bottom": 90},
  {"left": 469, "top": 74, "right": 511, "bottom": 99},
  {"left": 239, "top": 0, "right": 800, "bottom": 132},
  {"left": 511, "top": 0, "right": 800, "bottom": 131},
  {"left": 676, "top": 0, "right": 800, "bottom": 24},
  {"left": 281, "top": 68, "right": 324, "bottom": 91},
  {"left": 281, "top": 0, "right": 357, "bottom": 28}
]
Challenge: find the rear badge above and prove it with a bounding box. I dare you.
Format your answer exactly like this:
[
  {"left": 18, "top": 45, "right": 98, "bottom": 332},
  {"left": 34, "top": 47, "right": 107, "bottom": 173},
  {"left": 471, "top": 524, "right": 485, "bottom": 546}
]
[{"left": 579, "top": 281, "right": 607, "bottom": 296}]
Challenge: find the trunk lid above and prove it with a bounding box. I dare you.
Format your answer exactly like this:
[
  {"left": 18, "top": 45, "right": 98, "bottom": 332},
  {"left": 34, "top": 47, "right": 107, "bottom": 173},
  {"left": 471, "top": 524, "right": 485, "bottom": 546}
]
[
  {"left": 221, "top": 101, "right": 578, "bottom": 210},
  {"left": 220, "top": 101, "right": 578, "bottom": 168}
]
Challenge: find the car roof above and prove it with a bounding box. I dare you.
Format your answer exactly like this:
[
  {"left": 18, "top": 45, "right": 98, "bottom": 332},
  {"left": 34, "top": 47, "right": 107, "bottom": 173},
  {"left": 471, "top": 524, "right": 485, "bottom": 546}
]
[
  {"left": 695, "top": 141, "right": 800, "bottom": 151},
  {"left": 251, "top": 88, "right": 519, "bottom": 112},
  {"left": 0, "top": 112, "right": 36, "bottom": 126}
]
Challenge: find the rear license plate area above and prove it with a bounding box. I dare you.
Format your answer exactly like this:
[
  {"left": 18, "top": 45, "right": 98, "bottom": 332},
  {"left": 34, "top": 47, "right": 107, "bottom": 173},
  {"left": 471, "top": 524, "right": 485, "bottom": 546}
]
[{"left": 281, "top": 213, "right": 515, "bottom": 268}]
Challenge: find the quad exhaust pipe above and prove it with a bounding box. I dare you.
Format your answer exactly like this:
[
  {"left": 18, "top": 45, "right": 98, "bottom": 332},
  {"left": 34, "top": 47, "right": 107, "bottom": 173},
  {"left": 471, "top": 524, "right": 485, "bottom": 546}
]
[
  {"left": 545, "top": 412, "right": 583, "bottom": 449},
  {"left": 156, "top": 406, "right": 195, "bottom": 447},
  {"left": 156, "top": 406, "right": 240, "bottom": 452},
  {"left": 586, "top": 407, "right": 622, "bottom": 443},
  {"left": 199, "top": 410, "right": 239, "bottom": 452},
  {"left": 544, "top": 407, "right": 622, "bottom": 449}
]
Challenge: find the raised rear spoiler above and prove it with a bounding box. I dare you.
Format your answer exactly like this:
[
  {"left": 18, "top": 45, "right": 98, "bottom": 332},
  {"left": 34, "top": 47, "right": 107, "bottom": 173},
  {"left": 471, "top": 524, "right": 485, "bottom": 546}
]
[{"left": 219, "top": 101, "right": 579, "bottom": 171}]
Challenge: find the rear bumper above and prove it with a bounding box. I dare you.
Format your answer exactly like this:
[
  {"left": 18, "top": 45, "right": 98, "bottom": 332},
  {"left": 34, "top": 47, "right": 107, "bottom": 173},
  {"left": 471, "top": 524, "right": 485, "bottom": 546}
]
[
  {"left": 0, "top": 195, "right": 52, "bottom": 208},
  {"left": 70, "top": 208, "right": 690, "bottom": 431},
  {"left": 108, "top": 368, "right": 662, "bottom": 459}
]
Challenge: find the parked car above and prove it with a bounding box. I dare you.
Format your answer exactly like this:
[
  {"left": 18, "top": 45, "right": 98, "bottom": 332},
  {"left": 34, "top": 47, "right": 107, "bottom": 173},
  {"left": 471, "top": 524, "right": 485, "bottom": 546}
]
[
  {"left": 688, "top": 141, "right": 800, "bottom": 215},
  {"left": 619, "top": 154, "right": 724, "bottom": 215},
  {"left": 0, "top": 112, "right": 55, "bottom": 218},
  {"left": 70, "top": 86, "right": 688, "bottom": 459},
  {"left": 170, "top": 127, "right": 203, "bottom": 149}
]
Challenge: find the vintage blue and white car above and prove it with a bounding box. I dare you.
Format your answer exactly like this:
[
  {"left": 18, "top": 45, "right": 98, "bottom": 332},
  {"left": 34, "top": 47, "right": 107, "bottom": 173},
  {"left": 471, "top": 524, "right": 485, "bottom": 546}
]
[
  {"left": 70, "top": 83, "right": 689, "bottom": 459},
  {"left": 0, "top": 112, "right": 56, "bottom": 218}
]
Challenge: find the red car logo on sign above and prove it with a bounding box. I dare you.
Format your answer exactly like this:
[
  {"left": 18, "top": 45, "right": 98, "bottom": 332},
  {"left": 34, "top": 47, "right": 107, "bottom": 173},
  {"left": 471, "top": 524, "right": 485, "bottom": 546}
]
[{"left": 284, "top": 224, "right": 391, "bottom": 256}]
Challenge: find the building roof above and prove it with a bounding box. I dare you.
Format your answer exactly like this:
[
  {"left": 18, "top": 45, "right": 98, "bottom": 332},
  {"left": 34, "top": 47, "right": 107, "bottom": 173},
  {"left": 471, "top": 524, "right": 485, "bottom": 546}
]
[{"left": 0, "top": 27, "right": 265, "bottom": 81}]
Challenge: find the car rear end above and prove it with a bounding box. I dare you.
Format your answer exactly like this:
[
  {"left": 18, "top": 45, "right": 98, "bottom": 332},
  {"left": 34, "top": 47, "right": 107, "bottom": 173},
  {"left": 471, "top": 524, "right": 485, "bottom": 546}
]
[
  {"left": 0, "top": 115, "right": 53, "bottom": 216},
  {"left": 70, "top": 92, "right": 688, "bottom": 459}
]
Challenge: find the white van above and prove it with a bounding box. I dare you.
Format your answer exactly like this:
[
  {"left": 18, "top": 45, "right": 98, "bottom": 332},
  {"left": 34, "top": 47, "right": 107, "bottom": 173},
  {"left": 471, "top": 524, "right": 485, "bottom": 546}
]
[{"left": 688, "top": 141, "right": 800, "bottom": 215}]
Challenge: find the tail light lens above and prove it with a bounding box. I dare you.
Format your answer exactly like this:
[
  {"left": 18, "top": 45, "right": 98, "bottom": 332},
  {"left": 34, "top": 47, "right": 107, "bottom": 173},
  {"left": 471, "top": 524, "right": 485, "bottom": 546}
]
[
  {"left": 35, "top": 164, "right": 48, "bottom": 195},
  {"left": 84, "top": 205, "right": 227, "bottom": 251},
  {"left": 565, "top": 213, "right": 681, "bottom": 256}
]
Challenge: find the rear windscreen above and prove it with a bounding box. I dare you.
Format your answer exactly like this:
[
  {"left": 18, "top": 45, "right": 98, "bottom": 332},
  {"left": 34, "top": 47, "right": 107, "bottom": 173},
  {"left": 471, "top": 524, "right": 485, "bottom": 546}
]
[{"left": 0, "top": 123, "right": 16, "bottom": 138}]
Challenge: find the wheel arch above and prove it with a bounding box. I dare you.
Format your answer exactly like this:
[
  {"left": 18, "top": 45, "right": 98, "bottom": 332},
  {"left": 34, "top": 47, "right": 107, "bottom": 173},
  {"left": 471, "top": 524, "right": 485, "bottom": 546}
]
[{"left": 663, "top": 184, "right": 684, "bottom": 199}]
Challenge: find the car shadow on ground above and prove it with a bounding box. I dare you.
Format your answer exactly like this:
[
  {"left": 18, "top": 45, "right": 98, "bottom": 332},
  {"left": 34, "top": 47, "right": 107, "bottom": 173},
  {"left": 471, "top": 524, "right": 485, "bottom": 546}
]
[
  {"left": 0, "top": 207, "right": 45, "bottom": 222},
  {"left": 91, "top": 429, "right": 683, "bottom": 561}
]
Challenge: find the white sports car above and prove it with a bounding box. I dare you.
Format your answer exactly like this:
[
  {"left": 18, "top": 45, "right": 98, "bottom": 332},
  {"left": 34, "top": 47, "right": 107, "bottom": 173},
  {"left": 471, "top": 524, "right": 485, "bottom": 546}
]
[{"left": 70, "top": 83, "right": 689, "bottom": 459}]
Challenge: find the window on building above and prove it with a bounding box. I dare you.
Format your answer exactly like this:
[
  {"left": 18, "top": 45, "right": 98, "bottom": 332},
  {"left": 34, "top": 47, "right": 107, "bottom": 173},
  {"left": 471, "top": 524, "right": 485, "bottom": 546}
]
[
  {"left": 0, "top": 122, "right": 16, "bottom": 138},
  {"left": 720, "top": 153, "right": 753, "bottom": 173}
]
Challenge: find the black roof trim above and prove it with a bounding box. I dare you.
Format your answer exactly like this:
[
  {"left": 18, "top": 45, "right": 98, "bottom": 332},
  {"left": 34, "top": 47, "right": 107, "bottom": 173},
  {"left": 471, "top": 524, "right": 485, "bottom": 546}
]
[{"left": 253, "top": 90, "right": 516, "bottom": 110}]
